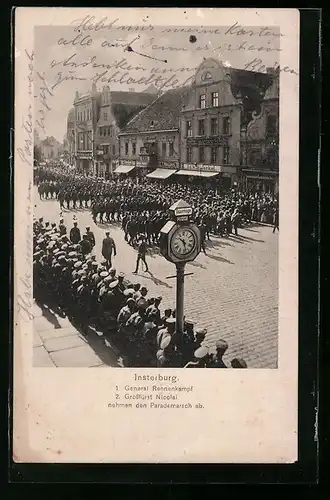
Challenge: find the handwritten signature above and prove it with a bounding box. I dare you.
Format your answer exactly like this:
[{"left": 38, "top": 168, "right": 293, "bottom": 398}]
[{"left": 17, "top": 50, "right": 34, "bottom": 165}]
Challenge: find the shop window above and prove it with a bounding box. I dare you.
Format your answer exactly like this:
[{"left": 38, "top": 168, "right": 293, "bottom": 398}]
[
  {"left": 211, "top": 147, "right": 218, "bottom": 164},
  {"left": 266, "top": 115, "right": 277, "bottom": 135},
  {"left": 169, "top": 142, "right": 174, "bottom": 157},
  {"left": 198, "top": 119, "right": 205, "bottom": 136},
  {"left": 186, "top": 120, "right": 192, "bottom": 137},
  {"left": 211, "top": 117, "right": 218, "bottom": 136},
  {"left": 125, "top": 142, "right": 129, "bottom": 155},
  {"left": 187, "top": 147, "right": 192, "bottom": 163},
  {"left": 200, "top": 94, "right": 206, "bottom": 109},
  {"left": 223, "top": 146, "right": 230, "bottom": 164},
  {"left": 223, "top": 116, "right": 231, "bottom": 135},
  {"left": 132, "top": 143, "right": 136, "bottom": 156},
  {"left": 212, "top": 92, "right": 219, "bottom": 107},
  {"left": 199, "top": 146, "right": 205, "bottom": 163}
]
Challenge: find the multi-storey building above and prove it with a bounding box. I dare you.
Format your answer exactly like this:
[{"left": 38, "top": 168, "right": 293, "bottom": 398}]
[
  {"left": 240, "top": 67, "right": 279, "bottom": 193},
  {"left": 180, "top": 57, "right": 276, "bottom": 190},
  {"left": 73, "top": 84, "right": 99, "bottom": 175},
  {"left": 118, "top": 58, "right": 279, "bottom": 191},
  {"left": 66, "top": 108, "right": 75, "bottom": 165},
  {"left": 95, "top": 87, "right": 156, "bottom": 178},
  {"left": 118, "top": 87, "right": 189, "bottom": 180},
  {"left": 40, "top": 136, "right": 62, "bottom": 160}
]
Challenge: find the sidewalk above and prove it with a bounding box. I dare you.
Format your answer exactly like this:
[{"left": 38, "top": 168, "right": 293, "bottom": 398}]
[{"left": 33, "top": 301, "right": 120, "bottom": 367}]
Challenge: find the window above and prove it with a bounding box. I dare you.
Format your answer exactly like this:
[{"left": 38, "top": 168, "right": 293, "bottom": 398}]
[
  {"left": 125, "top": 142, "right": 129, "bottom": 155},
  {"left": 211, "top": 117, "right": 218, "bottom": 136},
  {"left": 223, "top": 116, "right": 230, "bottom": 135},
  {"left": 112, "top": 145, "right": 116, "bottom": 155},
  {"left": 223, "top": 146, "right": 230, "bottom": 164},
  {"left": 104, "top": 112, "right": 108, "bottom": 121},
  {"left": 162, "top": 142, "right": 167, "bottom": 157},
  {"left": 169, "top": 142, "right": 174, "bottom": 157},
  {"left": 187, "top": 147, "right": 192, "bottom": 163},
  {"left": 266, "top": 115, "right": 277, "bottom": 135},
  {"left": 110, "top": 126, "right": 113, "bottom": 137},
  {"left": 211, "top": 147, "right": 218, "bottom": 164},
  {"left": 200, "top": 94, "right": 206, "bottom": 109},
  {"left": 198, "top": 119, "right": 205, "bottom": 136},
  {"left": 212, "top": 92, "right": 219, "bottom": 107},
  {"left": 186, "top": 120, "right": 192, "bottom": 137},
  {"left": 132, "top": 143, "right": 136, "bottom": 156},
  {"left": 199, "top": 146, "right": 205, "bottom": 163}
]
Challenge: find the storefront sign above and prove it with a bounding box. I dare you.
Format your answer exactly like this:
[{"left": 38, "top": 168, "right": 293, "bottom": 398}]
[
  {"left": 174, "top": 207, "right": 193, "bottom": 217},
  {"left": 187, "top": 136, "right": 228, "bottom": 147},
  {"left": 121, "top": 159, "right": 136, "bottom": 166},
  {"left": 159, "top": 161, "right": 178, "bottom": 169},
  {"left": 182, "top": 163, "right": 221, "bottom": 173}
]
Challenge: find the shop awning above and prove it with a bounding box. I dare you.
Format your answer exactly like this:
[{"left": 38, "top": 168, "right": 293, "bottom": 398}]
[
  {"left": 114, "top": 164, "right": 136, "bottom": 174},
  {"left": 175, "top": 169, "right": 219, "bottom": 178},
  {"left": 147, "top": 168, "right": 177, "bottom": 179}
]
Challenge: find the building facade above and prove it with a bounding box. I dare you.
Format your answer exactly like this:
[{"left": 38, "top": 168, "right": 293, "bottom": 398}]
[
  {"left": 71, "top": 85, "right": 157, "bottom": 177},
  {"left": 66, "top": 108, "right": 75, "bottom": 165},
  {"left": 73, "top": 84, "right": 99, "bottom": 176},
  {"left": 118, "top": 58, "right": 279, "bottom": 191},
  {"left": 118, "top": 88, "right": 189, "bottom": 180},
  {"left": 240, "top": 68, "right": 279, "bottom": 193},
  {"left": 40, "top": 136, "right": 62, "bottom": 160}
]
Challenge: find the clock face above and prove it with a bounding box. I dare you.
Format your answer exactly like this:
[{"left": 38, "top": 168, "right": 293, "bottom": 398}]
[{"left": 170, "top": 227, "right": 196, "bottom": 258}]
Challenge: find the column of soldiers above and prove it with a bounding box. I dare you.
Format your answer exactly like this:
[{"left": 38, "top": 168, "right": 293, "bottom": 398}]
[
  {"left": 33, "top": 217, "right": 247, "bottom": 369},
  {"left": 36, "top": 169, "right": 279, "bottom": 237}
]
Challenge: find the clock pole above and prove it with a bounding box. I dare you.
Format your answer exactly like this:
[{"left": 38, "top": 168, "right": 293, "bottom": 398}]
[{"left": 175, "top": 262, "right": 186, "bottom": 339}]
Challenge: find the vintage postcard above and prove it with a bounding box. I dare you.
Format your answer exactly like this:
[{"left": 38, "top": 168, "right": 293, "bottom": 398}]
[{"left": 14, "top": 8, "right": 299, "bottom": 463}]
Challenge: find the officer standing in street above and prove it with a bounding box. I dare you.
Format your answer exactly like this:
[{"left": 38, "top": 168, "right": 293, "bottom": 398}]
[
  {"left": 101, "top": 231, "right": 117, "bottom": 269},
  {"left": 69, "top": 221, "right": 81, "bottom": 244},
  {"left": 59, "top": 218, "right": 67, "bottom": 236}
]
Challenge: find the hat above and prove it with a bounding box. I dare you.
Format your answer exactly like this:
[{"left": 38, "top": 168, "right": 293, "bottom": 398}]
[
  {"left": 82, "top": 263, "right": 89, "bottom": 270},
  {"left": 77, "top": 269, "right": 85, "bottom": 276},
  {"left": 231, "top": 358, "right": 247, "bottom": 368},
  {"left": 100, "top": 271, "right": 109, "bottom": 278},
  {"left": 194, "top": 346, "right": 209, "bottom": 359},
  {"left": 58, "top": 255, "right": 66, "bottom": 261},
  {"left": 118, "top": 272, "right": 125, "bottom": 279},
  {"left": 160, "top": 336, "right": 171, "bottom": 350},
  {"left": 109, "top": 280, "right": 119, "bottom": 289},
  {"left": 123, "top": 289, "right": 134, "bottom": 297},
  {"left": 61, "top": 244, "right": 68, "bottom": 250},
  {"left": 155, "top": 296, "right": 162, "bottom": 302},
  {"left": 185, "top": 319, "right": 194, "bottom": 327},
  {"left": 37, "top": 238, "right": 45, "bottom": 244},
  {"left": 104, "top": 275, "right": 113, "bottom": 283},
  {"left": 140, "top": 286, "right": 148, "bottom": 292},
  {"left": 105, "top": 231, "right": 110, "bottom": 235},
  {"left": 166, "top": 318, "right": 176, "bottom": 325},
  {"left": 127, "top": 298, "right": 136, "bottom": 305},
  {"left": 68, "top": 251, "right": 76, "bottom": 257},
  {"left": 92, "top": 262, "right": 98, "bottom": 267},
  {"left": 74, "top": 261, "right": 83, "bottom": 269},
  {"left": 195, "top": 328, "right": 207, "bottom": 337},
  {"left": 86, "top": 226, "right": 90, "bottom": 230},
  {"left": 109, "top": 267, "right": 116, "bottom": 274},
  {"left": 216, "top": 339, "right": 228, "bottom": 351}
]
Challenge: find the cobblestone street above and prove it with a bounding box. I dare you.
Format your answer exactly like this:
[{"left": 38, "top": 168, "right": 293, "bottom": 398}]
[{"left": 33, "top": 188, "right": 278, "bottom": 368}]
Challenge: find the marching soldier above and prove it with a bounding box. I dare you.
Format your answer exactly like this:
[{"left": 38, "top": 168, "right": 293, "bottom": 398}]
[{"left": 133, "top": 234, "right": 149, "bottom": 274}]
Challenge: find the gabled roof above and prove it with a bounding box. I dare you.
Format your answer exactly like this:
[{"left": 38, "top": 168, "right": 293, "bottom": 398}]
[{"left": 121, "top": 87, "right": 190, "bottom": 134}]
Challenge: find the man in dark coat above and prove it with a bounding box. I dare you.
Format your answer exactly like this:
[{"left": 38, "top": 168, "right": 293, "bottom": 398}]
[
  {"left": 101, "top": 231, "right": 117, "bottom": 269},
  {"left": 69, "top": 222, "right": 81, "bottom": 244},
  {"left": 79, "top": 235, "right": 92, "bottom": 256},
  {"left": 86, "top": 226, "right": 95, "bottom": 249}
]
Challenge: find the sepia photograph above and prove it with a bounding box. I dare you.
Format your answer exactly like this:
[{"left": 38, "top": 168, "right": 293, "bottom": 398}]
[
  {"left": 32, "top": 19, "right": 280, "bottom": 369},
  {"left": 14, "top": 8, "right": 299, "bottom": 463}
]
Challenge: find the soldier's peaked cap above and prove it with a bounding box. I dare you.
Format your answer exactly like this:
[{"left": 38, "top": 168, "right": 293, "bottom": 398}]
[{"left": 194, "top": 346, "right": 209, "bottom": 359}]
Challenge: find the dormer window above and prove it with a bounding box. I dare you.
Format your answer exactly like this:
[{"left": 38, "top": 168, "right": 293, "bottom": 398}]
[{"left": 150, "top": 120, "right": 154, "bottom": 127}]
